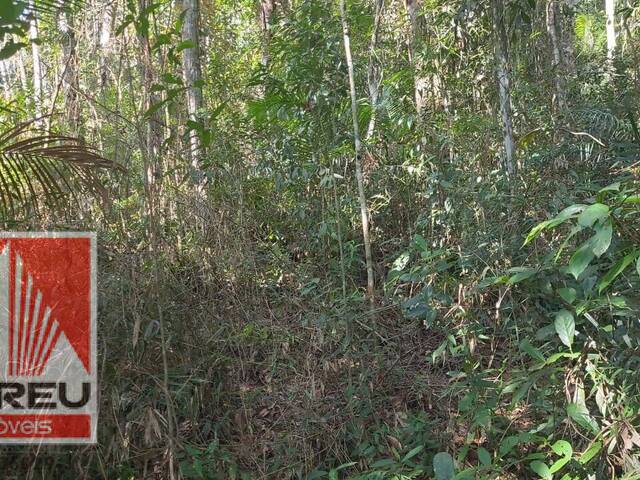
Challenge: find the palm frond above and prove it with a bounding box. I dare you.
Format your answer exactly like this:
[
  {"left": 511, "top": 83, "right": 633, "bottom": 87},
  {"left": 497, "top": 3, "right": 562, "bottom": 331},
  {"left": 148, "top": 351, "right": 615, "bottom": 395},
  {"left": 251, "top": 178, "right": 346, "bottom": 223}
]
[{"left": 0, "top": 121, "right": 124, "bottom": 220}]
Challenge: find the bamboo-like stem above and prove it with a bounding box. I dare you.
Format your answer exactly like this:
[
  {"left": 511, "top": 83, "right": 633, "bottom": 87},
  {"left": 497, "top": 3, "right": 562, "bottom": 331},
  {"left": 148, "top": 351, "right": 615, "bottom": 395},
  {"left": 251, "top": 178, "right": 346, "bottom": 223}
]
[{"left": 340, "top": 0, "right": 375, "bottom": 305}]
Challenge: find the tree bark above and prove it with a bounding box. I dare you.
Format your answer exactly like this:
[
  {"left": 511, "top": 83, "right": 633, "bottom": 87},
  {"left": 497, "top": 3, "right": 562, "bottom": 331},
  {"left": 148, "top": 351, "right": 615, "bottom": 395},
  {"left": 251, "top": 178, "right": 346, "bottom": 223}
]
[
  {"left": 547, "top": 0, "right": 567, "bottom": 115},
  {"left": 339, "top": 0, "right": 375, "bottom": 304},
  {"left": 403, "top": 0, "right": 427, "bottom": 118},
  {"left": 492, "top": 0, "right": 516, "bottom": 178},
  {"left": 365, "top": 0, "right": 384, "bottom": 141},
  {"left": 28, "top": 4, "right": 43, "bottom": 125},
  {"left": 605, "top": 0, "right": 616, "bottom": 61},
  {"left": 136, "top": 1, "right": 164, "bottom": 209},
  {"left": 181, "top": 0, "right": 205, "bottom": 191},
  {"left": 561, "top": 0, "right": 577, "bottom": 77},
  {"left": 99, "top": 2, "right": 115, "bottom": 89},
  {"left": 59, "top": 11, "right": 81, "bottom": 132},
  {"left": 259, "top": 0, "right": 276, "bottom": 68},
  {"left": 0, "top": 61, "right": 11, "bottom": 99}
]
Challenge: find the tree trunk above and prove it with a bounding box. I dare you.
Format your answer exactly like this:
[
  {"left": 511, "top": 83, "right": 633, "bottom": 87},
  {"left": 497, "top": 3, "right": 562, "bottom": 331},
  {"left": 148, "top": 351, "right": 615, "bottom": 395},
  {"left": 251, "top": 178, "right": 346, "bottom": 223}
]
[
  {"left": 365, "top": 0, "right": 384, "bottom": 141},
  {"left": 29, "top": 4, "right": 43, "bottom": 125},
  {"left": 259, "top": 0, "right": 276, "bottom": 68},
  {"left": 493, "top": 0, "right": 516, "bottom": 178},
  {"left": 181, "top": 0, "right": 205, "bottom": 191},
  {"left": 59, "top": 11, "right": 81, "bottom": 132},
  {"left": 404, "top": 0, "right": 427, "bottom": 118},
  {"left": 0, "top": 61, "right": 11, "bottom": 99},
  {"left": 561, "top": 0, "right": 577, "bottom": 77},
  {"left": 99, "top": 2, "right": 115, "bottom": 89},
  {"left": 339, "top": 0, "right": 375, "bottom": 304},
  {"left": 547, "top": 0, "right": 567, "bottom": 115},
  {"left": 137, "top": 1, "right": 164, "bottom": 209},
  {"left": 605, "top": 0, "right": 616, "bottom": 61}
]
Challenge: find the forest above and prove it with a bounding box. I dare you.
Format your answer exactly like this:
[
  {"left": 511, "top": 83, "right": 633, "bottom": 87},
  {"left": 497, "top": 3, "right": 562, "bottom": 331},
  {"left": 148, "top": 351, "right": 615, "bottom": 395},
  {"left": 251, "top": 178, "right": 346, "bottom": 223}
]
[{"left": 0, "top": 0, "right": 640, "bottom": 478}]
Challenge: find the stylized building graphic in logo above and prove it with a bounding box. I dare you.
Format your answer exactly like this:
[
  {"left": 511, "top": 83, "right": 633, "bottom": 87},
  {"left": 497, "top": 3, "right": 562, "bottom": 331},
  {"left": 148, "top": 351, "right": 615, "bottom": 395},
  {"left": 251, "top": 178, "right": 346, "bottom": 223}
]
[{"left": 0, "top": 233, "right": 97, "bottom": 444}]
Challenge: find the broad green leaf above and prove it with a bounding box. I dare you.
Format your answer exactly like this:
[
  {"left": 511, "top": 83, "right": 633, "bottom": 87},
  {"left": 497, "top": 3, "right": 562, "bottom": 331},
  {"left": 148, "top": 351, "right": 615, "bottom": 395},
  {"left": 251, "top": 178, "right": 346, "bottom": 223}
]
[
  {"left": 554, "top": 310, "right": 575, "bottom": 347},
  {"left": 550, "top": 440, "right": 572, "bottom": 457},
  {"left": 433, "top": 452, "right": 455, "bottom": 480},
  {"left": 413, "top": 234, "right": 428, "bottom": 252},
  {"left": 590, "top": 219, "right": 612, "bottom": 257},
  {"left": 558, "top": 287, "right": 576, "bottom": 304},
  {"left": 550, "top": 456, "right": 571, "bottom": 474},
  {"left": 578, "top": 203, "right": 609, "bottom": 227},
  {"left": 567, "top": 402, "right": 599, "bottom": 433},
  {"left": 549, "top": 440, "right": 573, "bottom": 473},
  {"left": 530, "top": 460, "right": 552, "bottom": 479},
  {"left": 477, "top": 447, "right": 491, "bottom": 466},
  {"left": 507, "top": 267, "right": 537, "bottom": 284},
  {"left": 177, "top": 39, "right": 196, "bottom": 51},
  {"left": 0, "top": 39, "right": 27, "bottom": 60},
  {"left": 568, "top": 241, "right": 595, "bottom": 279},
  {"left": 524, "top": 205, "right": 586, "bottom": 246},
  {"left": 579, "top": 441, "right": 602, "bottom": 464},
  {"left": 597, "top": 250, "right": 640, "bottom": 293},
  {"left": 499, "top": 435, "right": 520, "bottom": 457}
]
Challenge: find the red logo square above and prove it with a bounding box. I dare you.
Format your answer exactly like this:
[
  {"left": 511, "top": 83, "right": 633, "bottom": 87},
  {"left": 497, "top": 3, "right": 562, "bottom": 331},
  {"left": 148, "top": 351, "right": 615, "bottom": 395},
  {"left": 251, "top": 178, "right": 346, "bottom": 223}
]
[{"left": 0, "top": 233, "right": 97, "bottom": 444}]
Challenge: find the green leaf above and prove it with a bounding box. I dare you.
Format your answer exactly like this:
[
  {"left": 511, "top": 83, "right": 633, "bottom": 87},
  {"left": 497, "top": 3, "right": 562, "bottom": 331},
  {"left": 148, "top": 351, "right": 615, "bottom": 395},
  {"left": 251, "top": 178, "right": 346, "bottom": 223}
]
[
  {"left": 530, "top": 460, "right": 552, "bottom": 479},
  {"left": 413, "top": 233, "right": 428, "bottom": 252},
  {"left": 597, "top": 250, "right": 640, "bottom": 293},
  {"left": 558, "top": 288, "right": 576, "bottom": 304},
  {"left": 524, "top": 205, "right": 586, "bottom": 245},
  {"left": 567, "top": 402, "right": 599, "bottom": 433},
  {"left": 402, "top": 445, "right": 424, "bottom": 463},
  {"left": 579, "top": 441, "right": 602, "bottom": 464},
  {"left": 177, "top": 39, "right": 196, "bottom": 51},
  {"left": 554, "top": 309, "right": 575, "bottom": 348},
  {"left": 519, "top": 339, "right": 545, "bottom": 362},
  {"left": 568, "top": 241, "right": 595, "bottom": 279},
  {"left": 590, "top": 219, "right": 612, "bottom": 257},
  {"left": 507, "top": 267, "right": 537, "bottom": 284},
  {"left": 524, "top": 220, "right": 552, "bottom": 245},
  {"left": 0, "top": 39, "right": 27, "bottom": 60},
  {"left": 578, "top": 203, "right": 609, "bottom": 228},
  {"left": 549, "top": 440, "right": 573, "bottom": 473},
  {"left": 598, "top": 182, "right": 620, "bottom": 194},
  {"left": 433, "top": 452, "right": 455, "bottom": 480},
  {"left": 161, "top": 73, "right": 182, "bottom": 85},
  {"left": 550, "top": 440, "right": 572, "bottom": 457},
  {"left": 477, "top": 447, "right": 491, "bottom": 466}
]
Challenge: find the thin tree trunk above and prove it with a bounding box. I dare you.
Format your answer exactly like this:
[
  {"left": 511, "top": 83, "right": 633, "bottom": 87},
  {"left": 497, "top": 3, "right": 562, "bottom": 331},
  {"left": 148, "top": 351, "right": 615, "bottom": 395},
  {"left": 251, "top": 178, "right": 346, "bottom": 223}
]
[
  {"left": 59, "top": 11, "right": 81, "bottom": 132},
  {"left": 340, "top": 0, "right": 375, "bottom": 304},
  {"left": 181, "top": 0, "right": 205, "bottom": 191},
  {"left": 0, "top": 61, "right": 11, "bottom": 99},
  {"left": 15, "top": 48, "right": 28, "bottom": 91},
  {"left": 561, "top": 0, "right": 577, "bottom": 76},
  {"left": 259, "top": 0, "right": 275, "bottom": 68},
  {"left": 365, "top": 0, "right": 384, "bottom": 140},
  {"left": 99, "top": 2, "right": 115, "bottom": 89},
  {"left": 547, "top": 0, "right": 567, "bottom": 115},
  {"left": 404, "top": 0, "right": 427, "bottom": 117},
  {"left": 136, "top": 1, "right": 164, "bottom": 215},
  {"left": 605, "top": 0, "right": 616, "bottom": 61},
  {"left": 29, "top": 4, "right": 43, "bottom": 125},
  {"left": 493, "top": 0, "right": 516, "bottom": 178}
]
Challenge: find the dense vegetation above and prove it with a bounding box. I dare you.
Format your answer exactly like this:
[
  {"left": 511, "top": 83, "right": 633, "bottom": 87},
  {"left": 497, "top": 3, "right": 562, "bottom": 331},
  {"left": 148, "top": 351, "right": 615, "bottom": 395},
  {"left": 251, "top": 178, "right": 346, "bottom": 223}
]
[{"left": 1, "top": 0, "right": 640, "bottom": 478}]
